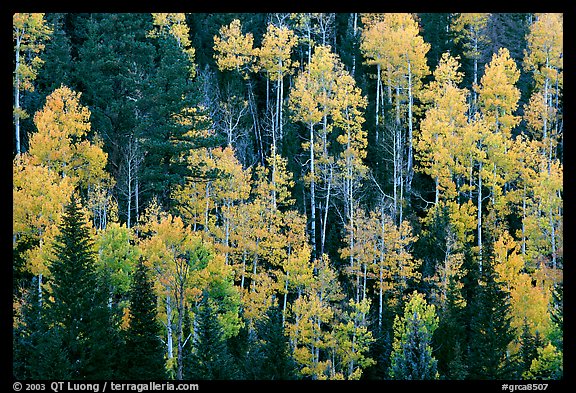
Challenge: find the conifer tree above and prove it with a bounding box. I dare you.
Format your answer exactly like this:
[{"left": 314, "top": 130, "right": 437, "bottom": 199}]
[
  {"left": 122, "top": 257, "right": 166, "bottom": 380},
  {"left": 252, "top": 306, "right": 298, "bottom": 379},
  {"left": 466, "top": 243, "right": 516, "bottom": 380},
  {"left": 13, "top": 276, "right": 72, "bottom": 380},
  {"left": 388, "top": 290, "right": 439, "bottom": 380},
  {"left": 186, "top": 295, "right": 240, "bottom": 380},
  {"left": 46, "top": 194, "right": 120, "bottom": 379}
]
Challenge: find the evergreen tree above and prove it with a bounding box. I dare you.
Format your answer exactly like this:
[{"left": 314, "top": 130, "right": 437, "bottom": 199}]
[
  {"left": 139, "top": 24, "right": 220, "bottom": 211},
  {"left": 253, "top": 306, "right": 298, "bottom": 380},
  {"left": 122, "top": 257, "right": 166, "bottom": 380},
  {"left": 466, "top": 243, "right": 516, "bottom": 380},
  {"left": 186, "top": 295, "right": 240, "bottom": 380},
  {"left": 13, "top": 276, "right": 72, "bottom": 380},
  {"left": 45, "top": 194, "right": 119, "bottom": 379},
  {"left": 388, "top": 291, "right": 439, "bottom": 380},
  {"left": 434, "top": 276, "right": 468, "bottom": 380}
]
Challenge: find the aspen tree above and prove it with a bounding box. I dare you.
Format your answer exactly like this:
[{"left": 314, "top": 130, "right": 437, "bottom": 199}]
[{"left": 13, "top": 13, "right": 52, "bottom": 155}]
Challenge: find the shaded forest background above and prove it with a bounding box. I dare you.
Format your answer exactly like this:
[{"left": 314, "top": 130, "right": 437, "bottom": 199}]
[{"left": 13, "top": 13, "right": 563, "bottom": 380}]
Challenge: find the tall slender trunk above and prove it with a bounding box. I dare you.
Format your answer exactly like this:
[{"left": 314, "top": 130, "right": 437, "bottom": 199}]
[
  {"left": 521, "top": 186, "right": 526, "bottom": 256},
  {"left": 309, "top": 122, "right": 317, "bottom": 258},
  {"left": 375, "top": 63, "right": 381, "bottom": 143},
  {"left": 406, "top": 60, "right": 414, "bottom": 197},
  {"left": 477, "top": 162, "right": 483, "bottom": 273},
  {"left": 15, "top": 34, "right": 22, "bottom": 156},
  {"left": 321, "top": 165, "right": 332, "bottom": 256},
  {"left": 166, "top": 295, "right": 174, "bottom": 360},
  {"left": 550, "top": 207, "right": 556, "bottom": 269}
]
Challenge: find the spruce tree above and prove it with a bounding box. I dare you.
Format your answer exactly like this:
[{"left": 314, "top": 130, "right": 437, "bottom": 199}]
[
  {"left": 186, "top": 295, "right": 239, "bottom": 380},
  {"left": 13, "top": 276, "right": 71, "bottom": 380},
  {"left": 434, "top": 276, "right": 469, "bottom": 380},
  {"left": 252, "top": 306, "right": 298, "bottom": 380},
  {"left": 45, "top": 194, "right": 118, "bottom": 379},
  {"left": 466, "top": 244, "right": 516, "bottom": 380},
  {"left": 122, "top": 257, "right": 166, "bottom": 379},
  {"left": 388, "top": 291, "right": 439, "bottom": 380}
]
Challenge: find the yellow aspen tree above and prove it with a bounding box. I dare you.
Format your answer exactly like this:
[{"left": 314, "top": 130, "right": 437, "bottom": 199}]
[
  {"left": 523, "top": 13, "right": 563, "bottom": 111},
  {"left": 13, "top": 13, "right": 52, "bottom": 156},
  {"left": 493, "top": 231, "right": 553, "bottom": 355},
  {"left": 213, "top": 19, "right": 256, "bottom": 78},
  {"left": 137, "top": 202, "right": 208, "bottom": 378},
  {"left": 329, "top": 298, "right": 375, "bottom": 379},
  {"left": 382, "top": 13, "right": 430, "bottom": 200},
  {"left": 359, "top": 19, "right": 388, "bottom": 142},
  {"left": 15, "top": 86, "right": 111, "bottom": 304},
  {"left": 279, "top": 210, "right": 314, "bottom": 326},
  {"left": 13, "top": 153, "right": 74, "bottom": 304},
  {"left": 256, "top": 23, "right": 298, "bottom": 208},
  {"left": 417, "top": 52, "right": 468, "bottom": 204},
  {"left": 523, "top": 13, "right": 563, "bottom": 177},
  {"left": 289, "top": 45, "right": 336, "bottom": 257},
  {"left": 213, "top": 18, "right": 263, "bottom": 162},
  {"left": 256, "top": 23, "right": 298, "bottom": 148},
  {"left": 29, "top": 86, "right": 111, "bottom": 193},
  {"left": 361, "top": 14, "right": 430, "bottom": 222},
  {"left": 332, "top": 69, "right": 369, "bottom": 283},
  {"left": 340, "top": 208, "right": 378, "bottom": 304},
  {"left": 476, "top": 47, "right": 521, "bottom": 253},
  {"left": 287, "top": 254, "right": 343, "bottom": 380},
  {"left": 207, "top": 147, "right": 251, "bottom": 265}
]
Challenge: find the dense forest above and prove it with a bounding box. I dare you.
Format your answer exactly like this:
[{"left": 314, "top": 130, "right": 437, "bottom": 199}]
[{"left": 13, "top": 13, "right": 563, "bottom": 381}]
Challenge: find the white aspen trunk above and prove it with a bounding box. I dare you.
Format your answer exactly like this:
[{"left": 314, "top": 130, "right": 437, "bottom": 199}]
[
  {"left": 376, "top": 63, "right": 381, "bottom": 143},
  {"left": 521, "top": 187, "right": 526, "bottom": 255},
  {"left": 127, "top": 162, "right": 132, "bottom": 228},
  {"left": 362, "top": 261, "right": 367, "bottom": 301},
  {"left": 15, "top": 33, "right": 22, "bottom": 156},
  {"left": 135, "top": 176, "right": 139, "bottom": 230},
  {"left": 240, "top": 250, "right": 247, "bottom": 290},
  {"left": 279, "top": 67, "right": 284, "bottom": 143},
  {"left": 204, "top": 183, "right": 210, "bottom": 232},
  {"left": 406, "top": 60, "right": 414, "bottom": 196},
  {"left": 224, "top": 202, "right": 230, "bottom": 265},
  {"left": 477, "top": 162, "right": 483, "bottom": 273},
  {"left": 310, "top": 122, "right": 317, "bottom": 257},
  {"left": 550, "top": 207, "right": 556, "bottom": 269},
  {"left": 37, "top": 273, "right": 43, "bottom": 308},
  {"left": 283, "top": 273, "right": 289, "bottom": 327},
  {"left": 435, "top": 176, "right": 439, "bottom": 205},
  {"left": 166, "top": 295, "right": 174, "bottom": 360},
  {"left": 321, "top": 165, "right": 332, "bottom": 256}
]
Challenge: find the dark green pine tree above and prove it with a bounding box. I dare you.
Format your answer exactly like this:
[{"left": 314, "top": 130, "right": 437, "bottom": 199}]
[
  {"left": 434, "top": 276, "right": 469, "bottom": 380},
  {"left": 138, "top": 32, "right": 220, "bottom": 211},
  {"left": 36, "top": 13, "right": 73, "bottom": 96},
  {"left": 466, "top": 244, "right": 516, "bottom": 380},
  {"left": 185, "top": 295, "right": 240, "bottom": 380},
  {"left": 45, "top": 194, "right": 120, "bottom": 379},
  {"left": 389, "top": 314, "right": 439, "bottom": 380},
  {"left": 13, "top": 276, "right": 72, "bottom": 380},
  {"left": 251, "top": 306, "right": 298, "bottom": 380},
  {"left": 122, "top": 257, "right": 166, "bottom": 380},
  {"left": 388, "top": 292, "right": 439, "bottom": 380},
  {"left": 517, "top": 319, "right": 540, "bottom": 379}
]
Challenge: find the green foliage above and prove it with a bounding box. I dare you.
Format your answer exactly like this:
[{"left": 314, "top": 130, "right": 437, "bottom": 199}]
[
  {"left": 12, "top": 12, "right": 563, "bottom": 382},
  {"left": 186, "top": 295, "right": 241, "bottom": 380},
  {"left": 45, "top": 195, "right": 121, "bottom": 379},
  {"left": 122, "top": 258, "right": 166, "bottom": 379},
  {"left": 388, "top": 291, "right": 439, "bottom": 380}
]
